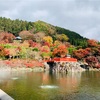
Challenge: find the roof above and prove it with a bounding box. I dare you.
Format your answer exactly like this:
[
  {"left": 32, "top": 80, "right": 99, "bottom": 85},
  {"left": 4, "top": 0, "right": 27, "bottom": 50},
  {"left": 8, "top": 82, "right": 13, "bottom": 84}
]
[
  {"left": 53, "top": 57, "right": 77, "bottom": 62},
  {"left": 45, "top": 57, "right": 77, "bottom": 62},
  {"left": 15, "top": 36, "right": 22, "bottom": 40}
]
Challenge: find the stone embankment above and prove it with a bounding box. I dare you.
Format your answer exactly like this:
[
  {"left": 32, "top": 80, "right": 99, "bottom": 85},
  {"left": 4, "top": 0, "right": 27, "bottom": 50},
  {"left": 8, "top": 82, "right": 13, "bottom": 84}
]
[{"left": 44, "top": 62, "right": 87, "bottom": 73}]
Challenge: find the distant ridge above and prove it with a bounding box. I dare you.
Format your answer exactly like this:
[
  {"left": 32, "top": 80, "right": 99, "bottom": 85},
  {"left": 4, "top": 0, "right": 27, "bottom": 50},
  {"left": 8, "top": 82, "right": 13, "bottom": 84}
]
[{"left": 0, "top": 17, "right": 87, "bottom": 46}]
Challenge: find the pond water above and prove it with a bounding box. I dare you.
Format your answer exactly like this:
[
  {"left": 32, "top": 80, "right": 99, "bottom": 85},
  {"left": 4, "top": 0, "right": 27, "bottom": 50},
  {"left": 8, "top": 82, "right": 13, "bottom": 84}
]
[{"left": 0, "top": 71, "right": 100, "bottom": 100}]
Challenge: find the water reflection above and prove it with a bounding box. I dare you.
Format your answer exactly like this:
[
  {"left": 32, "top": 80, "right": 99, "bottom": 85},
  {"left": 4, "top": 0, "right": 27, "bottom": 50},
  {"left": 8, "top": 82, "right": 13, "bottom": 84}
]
[
  {"left": 0, "top": 70, "right": 11, "bottom": 84},
  {"left": 0, "top": 70, "right": 11, "bottom": 79},
  {"left": 42, "top": 72, "right": 82, "bottom": 93},
  {"left": 11, "top": 77, "right": 19, "bottom": 80},
  {"left": 40, "top": 85, "right": 59, "bottom": 89},
  {"left": 0, "top": 71, "right": 100, "bottom": 100},
  {"left": 80, "top": 71, "right": 100, "bottom": 93}
]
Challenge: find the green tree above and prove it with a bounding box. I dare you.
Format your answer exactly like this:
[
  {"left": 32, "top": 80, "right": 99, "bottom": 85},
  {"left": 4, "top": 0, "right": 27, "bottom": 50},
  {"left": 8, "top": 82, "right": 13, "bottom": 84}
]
[{"left": 56, "top": 34, "right": 69, "bottom": 42}]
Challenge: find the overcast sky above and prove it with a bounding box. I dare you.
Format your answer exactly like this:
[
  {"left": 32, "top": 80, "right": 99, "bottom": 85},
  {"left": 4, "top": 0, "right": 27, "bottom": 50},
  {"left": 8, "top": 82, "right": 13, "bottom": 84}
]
[{"left": 0, "top": 0, "right": 100, "bottom": 41}]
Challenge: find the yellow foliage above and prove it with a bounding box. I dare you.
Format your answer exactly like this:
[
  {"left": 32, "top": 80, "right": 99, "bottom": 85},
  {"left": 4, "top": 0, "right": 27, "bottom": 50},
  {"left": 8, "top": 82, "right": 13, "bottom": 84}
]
[
  {"left": 41, "top": 45, "right": 50, "bottom": 52},
  {"left": 7, "top": 48, "right": 17, "bottom": 56},
  {"left": 54, "top": 40, "right": 62, "bottom": 46},
  {"left": 43, "top": 36, "right": 53, "bottom": 46},
  {"left": 57, "top": 34, "right": 69, "bottom": 42}
]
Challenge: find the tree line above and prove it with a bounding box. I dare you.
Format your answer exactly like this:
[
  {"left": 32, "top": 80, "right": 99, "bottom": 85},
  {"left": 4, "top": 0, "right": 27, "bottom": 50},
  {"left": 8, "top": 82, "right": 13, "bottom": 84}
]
[{"left": 0, "top": 17, "right": 88, "bottom": 47}]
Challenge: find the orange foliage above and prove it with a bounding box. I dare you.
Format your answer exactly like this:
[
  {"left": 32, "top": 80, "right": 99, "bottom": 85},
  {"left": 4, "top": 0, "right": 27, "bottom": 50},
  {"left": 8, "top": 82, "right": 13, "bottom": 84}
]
[
  {"left": 73, "top": 48, "right": 90, "bottom": 59},
  {"left": 42, "top": 41, "right": 50, "bottom": 47},
  {"left": 24, "top": 60, "right": 44, "bottom": 68},
  {"left": 0, "top": 46, "right": 10, "bottom": 57},
  {"left": 3, "top": 49, "right": 10, "bottom": 56},
  {"left": 6, "top": 48, "right": 16, "bottom": 56},
  {"left": 41, "top": 46, "right": 50, "bottom": 52},
  {"left": 53, "top": 45, "right": 67, "bottom": 57},
  {"left": 24, "top": 62, "right": 34, "bottom": 68},
  {"left": 16, "top": 46, "right": 21, "bottom": 52},
  {"left": 0, "top": 32, "right": 15, "bottom": 43},
  {"left": 28, "top": 40, "right": 41, "bottom": 49},
  {"left": 20, "top": 40, "right": 29, "bottom": 47},
  {"left": 87, "top": 39, "right": 98, "bottom": 47}
]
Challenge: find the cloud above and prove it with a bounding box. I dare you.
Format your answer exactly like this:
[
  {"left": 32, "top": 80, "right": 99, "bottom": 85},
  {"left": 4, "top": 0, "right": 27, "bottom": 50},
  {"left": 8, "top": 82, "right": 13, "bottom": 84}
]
[
  {"left": 83, "top": 26, "right": 100, "bottom": 40},
  {"left": 0, "top": 0, "right": 100, "bottom": 41}
]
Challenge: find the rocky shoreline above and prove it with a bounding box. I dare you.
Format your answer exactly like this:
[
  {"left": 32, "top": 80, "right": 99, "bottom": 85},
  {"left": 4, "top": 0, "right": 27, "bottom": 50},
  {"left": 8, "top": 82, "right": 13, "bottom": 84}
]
[
  {"left": 0, "top": 67, "right": 44, "bottom": 72},
  {"left": 0, "top": 60, "right": 99, "bottom": 72},
  {"left": 44, "top": 62, "right": 87, "bottom": 73}
]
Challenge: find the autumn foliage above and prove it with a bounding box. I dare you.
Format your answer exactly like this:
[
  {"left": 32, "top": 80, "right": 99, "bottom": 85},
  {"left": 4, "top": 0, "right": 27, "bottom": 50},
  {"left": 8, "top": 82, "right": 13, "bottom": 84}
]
[
  {"left": 0, "top": 32, "right": 15, "bottom": 43},
  {"left": 19, "top": 31, "right": 34, "bottom": 41},
  {"left": 0, "top": 46, "right": 9, "bottom": 58},
  {"left": 73, "top": 48, "right": 90, "bottom": 60},
  {"left": 85, "top": 56, "right": 98, "bottom": 67},
  {"left": 40, "top": 46, "right": 50, "bottom": 53},
  {"left": 0, "top": 27, "right": 100, "bottom": 69},
  {"left": 87, "top": 39, "right": 98, "bottom": 47},
  {"left": 53, "top": 45, "right": 67, "bottom": 57},
  {"left": 43, "top": 36, "right": 53, "bottom": 46}
]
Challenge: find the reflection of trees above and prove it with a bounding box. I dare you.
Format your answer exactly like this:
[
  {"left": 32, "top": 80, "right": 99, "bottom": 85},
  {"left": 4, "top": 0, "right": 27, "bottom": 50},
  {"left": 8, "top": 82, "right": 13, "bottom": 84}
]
[
  {"left": 58, "top": 73, "right": 81, "bottom": 92},
  {"left": 0, "top": 72, "right": 83, "bottom": 100},
  {"left": 0, "top": 71, "right": 11, "bottom": 82},
  {"left": 42, "top": 72, "right": 81, "bottom": 92},
  {"left": 42, "top": 72, "right": 57, "bottom": 85}
]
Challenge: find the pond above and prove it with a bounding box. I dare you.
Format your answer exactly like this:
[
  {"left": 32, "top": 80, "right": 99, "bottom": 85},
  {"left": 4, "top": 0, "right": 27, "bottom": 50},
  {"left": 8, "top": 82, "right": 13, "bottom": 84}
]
[{"left": 0, "top": 70, "right": 100, "bottom": 100}]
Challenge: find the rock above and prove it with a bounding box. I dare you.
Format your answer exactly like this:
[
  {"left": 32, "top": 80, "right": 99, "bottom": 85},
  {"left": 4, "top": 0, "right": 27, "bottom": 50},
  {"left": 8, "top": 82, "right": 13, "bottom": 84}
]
[{"left": 0, "top": 89, "right": 14, "bottom": 100}]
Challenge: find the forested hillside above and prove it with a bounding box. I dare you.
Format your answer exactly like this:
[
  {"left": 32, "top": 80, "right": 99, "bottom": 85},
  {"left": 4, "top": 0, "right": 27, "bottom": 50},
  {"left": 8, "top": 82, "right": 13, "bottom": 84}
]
[
  {"left": 0, "top": 17, "right": 34, "bottom": 36},
  {"left": 0, "top": 17, "right": 87, "bottom": 47},
  {"left": 0, "top": 17, "right": 100, "bottom": 68}
]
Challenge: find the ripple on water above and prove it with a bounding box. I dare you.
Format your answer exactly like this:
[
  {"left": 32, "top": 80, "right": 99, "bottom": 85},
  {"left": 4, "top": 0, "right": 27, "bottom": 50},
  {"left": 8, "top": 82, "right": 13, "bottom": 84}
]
[
  {"left": 40, "top": 85, "right": 59, "bottom": 89},
  {"left": 11, "top": 77, "right": 19, "bottom": 80},
  {"left": 49, "top": 92, "right": 98, "bottom": 100}
]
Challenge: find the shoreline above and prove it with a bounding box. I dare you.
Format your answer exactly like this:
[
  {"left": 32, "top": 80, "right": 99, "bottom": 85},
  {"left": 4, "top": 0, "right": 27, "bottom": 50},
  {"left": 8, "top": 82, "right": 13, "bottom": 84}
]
[
  {"left": 0, "top": 66, "right": 99, "bottom": 73},
  {"left": 0, "top": 67, "right": 44, "bottom": 72},
  {"left": 0, "top": 59, "right": 100, "bottom": 72}
]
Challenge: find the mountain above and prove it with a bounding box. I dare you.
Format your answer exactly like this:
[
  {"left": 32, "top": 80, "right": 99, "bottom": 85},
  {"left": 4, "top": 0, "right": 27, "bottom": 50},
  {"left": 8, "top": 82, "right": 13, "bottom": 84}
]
[
  {"left": 0, "top": 17, "right": 87, "bottom": 47},
  {"left": 55, "top": 26, "right": 88, "bottom": 47}
]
